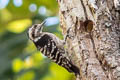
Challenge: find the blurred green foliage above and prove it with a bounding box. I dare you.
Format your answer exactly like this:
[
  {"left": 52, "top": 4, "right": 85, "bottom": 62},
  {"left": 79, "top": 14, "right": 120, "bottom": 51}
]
[{"left": 0, "top": 0, "right": 75, "bottom": 80}]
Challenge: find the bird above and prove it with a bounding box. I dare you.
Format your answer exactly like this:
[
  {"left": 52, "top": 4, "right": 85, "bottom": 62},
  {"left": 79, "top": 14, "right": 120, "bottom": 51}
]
[{"left": 27, "top": 20, "right": 80, "bottom": 76}]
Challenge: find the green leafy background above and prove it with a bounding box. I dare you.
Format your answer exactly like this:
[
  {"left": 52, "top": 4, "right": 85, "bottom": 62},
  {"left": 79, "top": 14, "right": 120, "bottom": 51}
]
[{"left": 0, "top": 0, "right": 75, "bottom": 80}]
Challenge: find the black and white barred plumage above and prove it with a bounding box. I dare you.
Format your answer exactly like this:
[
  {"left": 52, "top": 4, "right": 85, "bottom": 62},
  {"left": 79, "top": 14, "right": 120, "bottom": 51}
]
[{"left": 28, "top": 21, "right": 80, "bottom": 76}]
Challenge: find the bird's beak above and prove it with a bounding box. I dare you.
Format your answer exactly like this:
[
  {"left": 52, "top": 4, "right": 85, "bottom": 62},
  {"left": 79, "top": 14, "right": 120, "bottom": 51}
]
[
  {"left": 37, "top": 20, "right": 46, "bottom": 32},
  {"left": 40, "top": 20, "right": 46, "bottom": 27}
]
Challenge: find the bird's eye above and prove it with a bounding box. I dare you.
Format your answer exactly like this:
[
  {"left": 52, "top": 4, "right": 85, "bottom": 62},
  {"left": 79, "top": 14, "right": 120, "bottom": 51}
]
[{"left": 34, "top": 24, "right": 38, "bottom": 28}]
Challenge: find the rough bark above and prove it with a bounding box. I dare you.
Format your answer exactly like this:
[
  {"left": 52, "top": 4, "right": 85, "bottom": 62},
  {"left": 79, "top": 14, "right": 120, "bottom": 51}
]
[{"left": 57, "top": 0, "right": 120, "bottom": 80}]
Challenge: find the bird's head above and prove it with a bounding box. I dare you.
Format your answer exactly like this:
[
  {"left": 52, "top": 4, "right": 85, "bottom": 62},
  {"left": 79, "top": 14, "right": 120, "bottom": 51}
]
[{"left": 28, "top": 20, "right": 46, "bottom": 41}]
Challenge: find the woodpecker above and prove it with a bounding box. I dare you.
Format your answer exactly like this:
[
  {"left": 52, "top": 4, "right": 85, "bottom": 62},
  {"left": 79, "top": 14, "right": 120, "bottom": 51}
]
[{"left": 27, "top": 20, "right": 80, "bottom": 76}]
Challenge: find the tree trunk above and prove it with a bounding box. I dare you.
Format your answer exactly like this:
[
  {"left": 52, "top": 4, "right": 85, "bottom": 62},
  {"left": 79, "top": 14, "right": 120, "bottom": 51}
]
[{"left": 57, "top": 0, "right": 120, "bottom": 80}]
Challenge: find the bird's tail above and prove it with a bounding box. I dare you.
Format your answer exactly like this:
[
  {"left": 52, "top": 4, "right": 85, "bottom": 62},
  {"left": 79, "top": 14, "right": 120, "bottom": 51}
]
[
  {"left": 69, "top": 62, "right": 80, "bottom": 76},
  {"left": 63, "top": 61, "right": 80, "bottom": 76}
]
